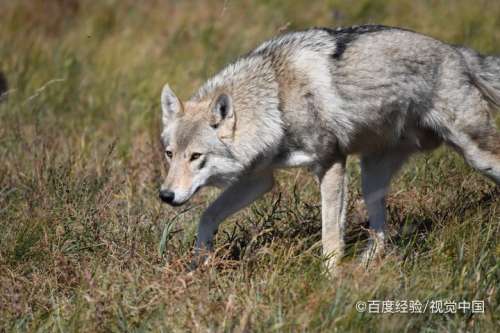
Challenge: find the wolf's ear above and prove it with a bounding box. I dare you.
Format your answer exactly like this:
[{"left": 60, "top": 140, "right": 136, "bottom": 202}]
[
  {"left": 210, "top": 93, "right": 235, "bottom": 140},
  {"left": 161, "top": 84, "right": 182, "bottom": 125}
]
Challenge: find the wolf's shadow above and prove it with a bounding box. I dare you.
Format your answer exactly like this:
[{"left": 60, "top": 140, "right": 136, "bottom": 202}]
[
  {"left": 344, "top": 186, "right": 499, "bottom": 259},
  {"left": 218, "top": 186, "right": 498, "bottom": 262}
]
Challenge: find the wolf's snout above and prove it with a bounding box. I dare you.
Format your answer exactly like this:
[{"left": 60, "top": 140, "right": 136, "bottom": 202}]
[{"left": 159, "top": 189, "right": 175, "bottom": 204}]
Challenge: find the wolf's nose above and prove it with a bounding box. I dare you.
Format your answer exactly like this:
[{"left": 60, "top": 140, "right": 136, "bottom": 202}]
[{"left": 159, "top": 190, "right": 175, "bottom": 204}]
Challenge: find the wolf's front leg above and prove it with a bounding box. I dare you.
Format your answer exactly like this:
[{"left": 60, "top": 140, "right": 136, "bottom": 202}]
[
  {"left": 192, "top": 171, "right": 274, "bottom": 266},
  {"left": 318, "top": 157, "right": 348, "bottom": 273}
]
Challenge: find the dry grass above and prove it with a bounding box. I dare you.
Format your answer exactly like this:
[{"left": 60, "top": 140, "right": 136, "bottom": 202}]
[{"left": 0, "top": 0, "right": 499, "bottom": 332}]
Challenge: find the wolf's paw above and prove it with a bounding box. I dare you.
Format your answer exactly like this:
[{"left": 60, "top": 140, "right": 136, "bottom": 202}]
[
  {"left": 188, "top": 251, "right": 212, "bottom": 271},
  {"left": 188, "top": 259, "right": 201, "bottom": 272},
  {"left": 323, "top": 250, "right": 344, "bottom": 278},
  {"left": 361, "top": 236, "right": 385, "bottom": 267},
  {"left": 325, "top": 259, "right": 341, "bottom": 278}
]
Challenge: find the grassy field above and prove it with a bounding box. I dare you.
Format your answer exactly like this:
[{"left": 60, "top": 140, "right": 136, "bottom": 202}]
[{"left": 1, "top": 0, "right": 499, "bottom": 332}]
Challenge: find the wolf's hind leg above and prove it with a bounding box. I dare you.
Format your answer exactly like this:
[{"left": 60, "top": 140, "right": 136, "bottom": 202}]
[
  {"left": 447, "top": 126, "right": 500, "bottom": 184},
  {"left": 434, "top": 79, "right": 500, "bottom": 184},
  {"left": 318, "top": 157, "right": 348, "bottom": 273},
  {"left": 360, "top": 151, "right": 409, "bottom": 265},
  {"left": 194, "top": 171, "right": 274, "bottom": 265}
]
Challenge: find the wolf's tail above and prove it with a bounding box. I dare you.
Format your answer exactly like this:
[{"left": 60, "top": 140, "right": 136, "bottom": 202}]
[{"left": 457, "top": 46, "right": 500, "bottom": 109}]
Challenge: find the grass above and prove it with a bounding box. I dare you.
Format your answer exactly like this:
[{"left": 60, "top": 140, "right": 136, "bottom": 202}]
[{"left": 0, "top": 0, "right": 499, "bottom": 332}]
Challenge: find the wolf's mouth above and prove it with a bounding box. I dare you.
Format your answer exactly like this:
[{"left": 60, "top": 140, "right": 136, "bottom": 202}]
[
  {"left": 169, "top": 186, "right": 202, "bottom": 207},
  {"left": 169, "top": 201, "right": 185, "bottom": 207},
  {"left": 193, "top": 185, "right": 201, "bottom": 196}
]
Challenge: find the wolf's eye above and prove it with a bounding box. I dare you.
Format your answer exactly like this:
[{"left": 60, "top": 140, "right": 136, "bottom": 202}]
[
  {"left": 190, "top": 153, "right": 202, "bottom": 161},
  {"left": 165, "top": 150, "right": 173, "bottom": 158}
]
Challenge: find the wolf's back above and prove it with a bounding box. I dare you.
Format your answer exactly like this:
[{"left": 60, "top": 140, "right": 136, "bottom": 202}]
[{"left": 457, "top": 46, "right": 500, "bottom": 109}]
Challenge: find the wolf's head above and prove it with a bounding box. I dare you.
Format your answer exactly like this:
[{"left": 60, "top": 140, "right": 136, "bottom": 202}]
[{"left": 158, "top": 84, "right": 244, "bottom": 206}]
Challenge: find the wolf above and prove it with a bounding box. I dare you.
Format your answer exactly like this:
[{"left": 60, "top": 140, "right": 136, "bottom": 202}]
[{"left": 159, "top": 25, "right": 500, "bottom": 271}]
